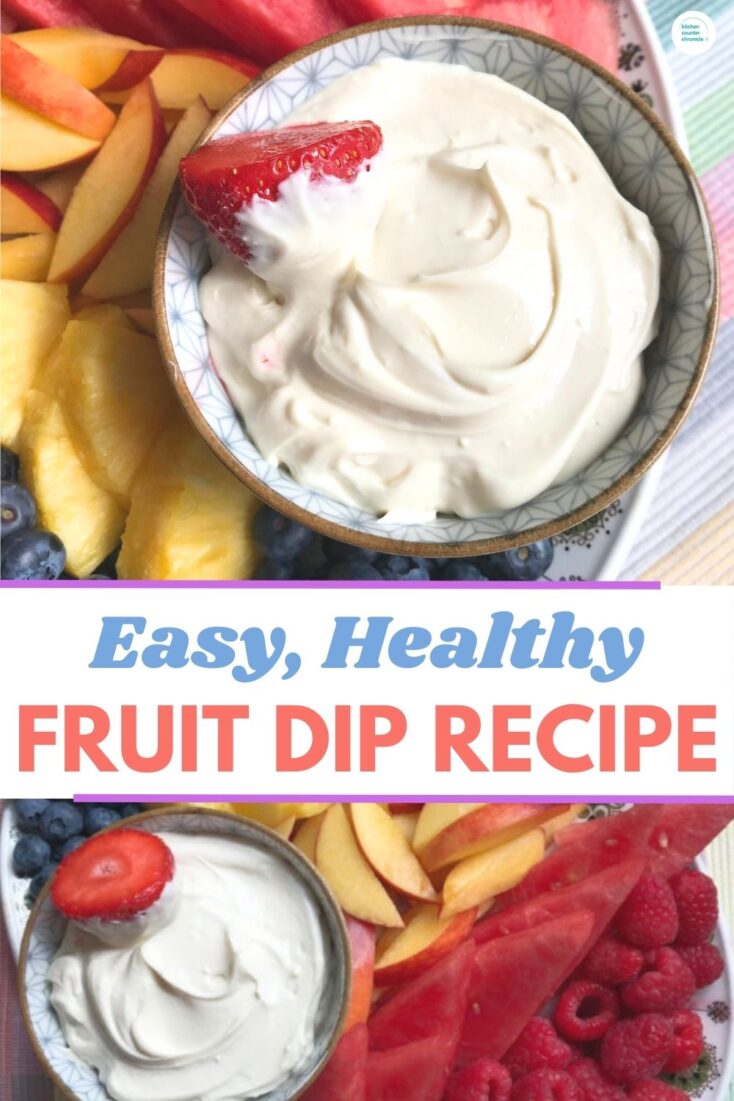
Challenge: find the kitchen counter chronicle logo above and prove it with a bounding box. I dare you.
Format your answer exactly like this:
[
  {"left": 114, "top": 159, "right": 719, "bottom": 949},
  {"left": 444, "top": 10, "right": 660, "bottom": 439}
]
[{"left": 672, "top": 10, "right": 716, "bottom": 54}]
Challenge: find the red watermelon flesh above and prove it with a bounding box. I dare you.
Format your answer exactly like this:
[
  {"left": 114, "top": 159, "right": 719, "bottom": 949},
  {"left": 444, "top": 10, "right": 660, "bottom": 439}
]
[
  {"left": 647, "top": 804, "right": 734, "bottom": 879},
  {"left": 459, "top": 909, "right": 594, "bottom": 1063},
  {"left": 333, "top": 0, "right": 553, "bottom": 37},
  {"left": 368, "top": 939, "right": 474, "bottom": 1053},
  {"left": 302, "top": 1024, "right": 367, "bottom": 1101},
  {"left": 549, "top": 0, "right": 619, "bottom": 72},
  {"left": 366, "top": 1036, "right": 456, "bottom": 1101}
]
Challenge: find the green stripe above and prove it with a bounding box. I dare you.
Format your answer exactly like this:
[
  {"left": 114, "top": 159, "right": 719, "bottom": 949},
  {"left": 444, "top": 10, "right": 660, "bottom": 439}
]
[
  {"left": 683, "top": 80, "right": 734, "bottom": 172},
  {"left": 648, "top": 0, "right": 732, "bottom": 47}
]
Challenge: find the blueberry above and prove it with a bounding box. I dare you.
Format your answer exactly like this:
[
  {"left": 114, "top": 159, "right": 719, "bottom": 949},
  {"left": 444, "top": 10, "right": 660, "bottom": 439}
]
[
  {"left": 297, "top": 535, "right": 328, "bottom": 579},
  {"left": 57, "top": 835, "right": 86, "bottom": 860},
  {"left": 119, "top": 803, "right": 142, "bottom": 819},
  {"left": 40, "top": 802, "right": 83, "bottom": 844},
  {"left": 1, "top": 446, "right": 19, "bottom": 483},
  {"left": 13, "top": 835, "right": 52, "bottom": 876},
  {"left": 1, "top": 528, "right": 66, "bottom": 580},
  {"left": 252, "top": 507, "right": 313, "bottom": 563},
  {"left": 404, "top": 564, "right": 431, "bottom": 580},
  {"left": 1, "top": 480, "right": 36, "bottom": 539},
  {"left": 26, "top": 862, "right": 58, "bottom": 906},
  {"left": 254, "top": 559, "right": 293, "bottom": 580},
  {"left": 327, "top": 561, "right": 383, "bottom": 581},
  {"left": 481, "top": 540, "right": 554, "bottom": 581},
  {"left": 442, "top": 562, "right": 486, "bottom": 581},
  {"left": 15, "top": 799, "right": 51, "bottom": 833},
  {"left": 323, "top": 540, "right": 378, "bottom": 565},
  {"left": 376, "top": 554, "right": 414, "bottom": 579},
  {"left": 83, "top": 806, "right": 121, "bottom": 835}
]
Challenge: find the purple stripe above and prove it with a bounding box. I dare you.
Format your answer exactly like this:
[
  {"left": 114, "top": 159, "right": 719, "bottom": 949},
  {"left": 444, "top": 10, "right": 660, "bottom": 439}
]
[
  {"left": 1, "top": 580, "right": 660, "bottom": 590},
  {"left": 75, "top": 794, "right": 734, "bottom": 804}
]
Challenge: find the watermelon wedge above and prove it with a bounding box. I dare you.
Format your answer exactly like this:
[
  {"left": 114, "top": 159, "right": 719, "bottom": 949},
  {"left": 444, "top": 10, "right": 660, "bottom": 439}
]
[
  {"left": 549, "top": 0, "right": 619, "bottom": 72},
  {"left": 302, "top": 1024, "right": 367, "bottom": 1101},
  {"left": 647, "top": 804, "right": 734, "bottom": 879},
  {"left": 366, "top": 1036, "right": 456, "bottom": 1101},
  {"left": 333, "top": 0, "right": 553, "bottom": 38},
  {"left": 76, "top": 0, "right": 181, "bottom": 44},
  {"left": 368, "top": 939, "right": 474, "bottom": 1053},
  {"left": 459, "top": 909, "right": 594, "bottom": 1062},
  {"left": 3, "top": 0, "right": 97, "bottom": 27}
]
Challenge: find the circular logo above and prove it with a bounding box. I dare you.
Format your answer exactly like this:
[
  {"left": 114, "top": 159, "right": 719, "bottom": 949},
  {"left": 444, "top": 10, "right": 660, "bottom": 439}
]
[{"left": 671, "top": 10, "right": 716, "bottom": 54}]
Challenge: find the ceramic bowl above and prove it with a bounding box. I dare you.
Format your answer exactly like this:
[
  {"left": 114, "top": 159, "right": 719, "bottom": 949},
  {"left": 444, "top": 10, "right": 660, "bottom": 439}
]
[
  {"left": 154, "top": 17, "right": 718, "bottom": 557},
  {"left": 17, "top": 807, "right": 350, "bottom": 1101}
]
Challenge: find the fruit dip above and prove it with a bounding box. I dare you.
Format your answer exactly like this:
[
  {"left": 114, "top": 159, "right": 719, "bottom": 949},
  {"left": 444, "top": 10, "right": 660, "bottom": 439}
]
[
  {"left": 48, "top": 831, "right": 329, "bottom": 1101},
  {"left": 198, "top": 58, "right": 661, "bottom": 517}
]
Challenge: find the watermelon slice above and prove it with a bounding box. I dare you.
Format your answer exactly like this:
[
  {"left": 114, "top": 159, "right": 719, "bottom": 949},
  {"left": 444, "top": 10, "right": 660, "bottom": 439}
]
[
  {"left": 368, "top": 939, "right": 474, "bottom": 1053},
  {"left": 549, "top": 0, "right": 618, "bottom": 71},
  {"left": 302, "top": 1024, "right": 367, "bottom": 1101},
  {"left": 3, "top": 0, "right": 97, "bottom": 27},
  {"left": 333, "top": 0, "right": 553, "bottom": 38},
  {"left": 366, "top": 1036, "right": 456, "bottom": 1101},
  {"left": 459, "top": 909, "right": 594, "bottom": 1062},
  {"left": 647, "top": 804, "right": 734, "bottom": 879},
  {"left": 77, "top": 0, "right": 181, "bottom": 44}
]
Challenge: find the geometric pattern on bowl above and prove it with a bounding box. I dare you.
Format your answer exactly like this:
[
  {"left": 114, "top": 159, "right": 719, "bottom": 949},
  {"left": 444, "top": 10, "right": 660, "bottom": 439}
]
[{"left": 160, "top": 20, "right": 717, "bottom": 549}]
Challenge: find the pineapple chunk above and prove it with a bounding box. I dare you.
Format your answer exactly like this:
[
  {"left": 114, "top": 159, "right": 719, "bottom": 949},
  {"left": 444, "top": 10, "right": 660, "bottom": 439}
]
[
  {"left": 0, "top": 279, "right": 69, "bottom": 447},
  {"left": 19, "top": 350, "right": 125, "bottom": 577},
  {"left": 118, "top": 412, "right": 260, "bottom": 580},
  {"left": 56, "top": 316, "right": 174, "bottom": 503}
]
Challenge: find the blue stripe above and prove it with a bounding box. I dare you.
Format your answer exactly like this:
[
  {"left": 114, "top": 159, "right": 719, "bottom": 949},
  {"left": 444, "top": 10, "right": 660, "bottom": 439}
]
[{"left": 648, "top": 0, "right": 733, "bottom": 46}]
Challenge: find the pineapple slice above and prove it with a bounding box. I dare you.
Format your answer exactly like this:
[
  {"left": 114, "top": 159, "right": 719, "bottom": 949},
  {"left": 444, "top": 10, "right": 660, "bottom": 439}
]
[
  {"left": 0, "top": 279, "right": 69, "bottom": 447},
  {"left": 55, "top": 315, "right": 175, "bottom": 504},
  {"left": 118, "top": 411, "right": 261, "bottom": 580},
  {"left": 19, "top": 346, "right": 125, "bottom": 577}
]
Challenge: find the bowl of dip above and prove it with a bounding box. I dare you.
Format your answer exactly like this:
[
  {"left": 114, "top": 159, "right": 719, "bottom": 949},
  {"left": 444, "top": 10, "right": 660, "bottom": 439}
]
[
  {"left": 154, "top": 17, "right": 718, "bottom": 557},
  {"left": 17, "top": 807, "right": 350, "bottom": 1101}
]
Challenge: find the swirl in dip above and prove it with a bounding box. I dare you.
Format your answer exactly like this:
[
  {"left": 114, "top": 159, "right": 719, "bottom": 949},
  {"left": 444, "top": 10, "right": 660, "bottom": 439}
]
[
  {"left": 199, "top": 58, "right": 661, "bottom": 518},
  {"left": 48, "top": 831, "right": 328, "bottom": 1101}
]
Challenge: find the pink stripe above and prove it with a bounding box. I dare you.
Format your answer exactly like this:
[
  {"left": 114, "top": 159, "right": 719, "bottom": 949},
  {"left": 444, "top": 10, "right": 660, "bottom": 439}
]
[{"left": 700, "top": 155, "right": 734, "bottom": 321}]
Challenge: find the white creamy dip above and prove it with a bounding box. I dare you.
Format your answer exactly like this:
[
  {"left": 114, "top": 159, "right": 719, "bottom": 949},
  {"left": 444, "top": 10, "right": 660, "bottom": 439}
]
[
  {"left": 200, "top": 58, "right": 661, "bottom": 516},
  {"left": 49, "top": 832, "right": 328, "bottom": 1101}
]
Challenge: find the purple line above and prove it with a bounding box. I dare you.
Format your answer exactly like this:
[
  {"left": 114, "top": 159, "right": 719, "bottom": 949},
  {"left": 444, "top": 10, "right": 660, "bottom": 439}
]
[
  {"left": 2, "top": 580, "right": 660, "bottom": 590},
  {"left": 75, "top": 794, "right": 734, "bottom": 805}
]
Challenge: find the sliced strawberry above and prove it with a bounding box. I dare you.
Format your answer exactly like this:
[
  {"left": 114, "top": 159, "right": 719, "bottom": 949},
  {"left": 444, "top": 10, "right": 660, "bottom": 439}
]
[
  {"left": 51, "top": 828, "right": 174, "bottom": 921},
  {"left": 179, "top": 121, "right": 383, "bottom": 260}
]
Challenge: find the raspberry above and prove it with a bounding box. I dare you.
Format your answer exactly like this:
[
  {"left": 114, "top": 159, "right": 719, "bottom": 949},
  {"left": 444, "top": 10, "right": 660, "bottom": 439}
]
[
  {"left": 676, "top": 943, "right": 724, "bottom": 988},
  {"left": 627, "top": 1081, "right": 690, "bottom": 1101},
  {"left": 582, "top": 936, "right": 644, "bottom": 986},
  {"left": 504, "top": 1018, "right": 573, "bottom": 1079},
  {"left": 600, "top": 1013, "right": 674, "bottom": 1083},
  {"left": 511, "top": 1069, "right": 580, "bottom": 1101},
  {"left": 670, "top": 869, "right": 718, "bottom": 946},
  {"left": 554, "top": 981, "right": 620, "bottom": 1042},
  {"left": 621, "top": 947, "right": 696, "bottom": 1014},
  {"left": 662, "top": 1009, "right": 704, "bottom": 1073},
  {"left": 446, "top": 1058, "right": 513, "bottom": 1101},
  {"left": 616, "top": 874, "right": 679, "bottom": 948},
  {"left": 566, "top": 1058, "right": 626, "bottom": 1101}
]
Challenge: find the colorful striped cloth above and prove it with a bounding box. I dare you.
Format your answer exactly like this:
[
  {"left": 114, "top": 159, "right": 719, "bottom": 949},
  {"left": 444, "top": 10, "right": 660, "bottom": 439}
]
[{"left": 625, "top": 1, "right": 734, "bottom": 580}]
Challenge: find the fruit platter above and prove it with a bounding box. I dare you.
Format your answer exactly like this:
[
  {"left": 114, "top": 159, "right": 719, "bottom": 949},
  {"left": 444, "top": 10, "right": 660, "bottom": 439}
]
[
  {"left": 2, "top": 801, "right": 734, "bottom": 1101},
  {"left": 0, "top": 0, "right": 693, "bottom": 582}
]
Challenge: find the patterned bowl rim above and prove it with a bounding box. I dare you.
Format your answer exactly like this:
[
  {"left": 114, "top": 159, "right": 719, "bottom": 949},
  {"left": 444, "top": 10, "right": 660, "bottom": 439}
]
[
  {"left": 153, "top": 15, "right": 720, "bottom": 558},
  {"left": 16, "top": 805, "right": 352, "bottom": 1101}
]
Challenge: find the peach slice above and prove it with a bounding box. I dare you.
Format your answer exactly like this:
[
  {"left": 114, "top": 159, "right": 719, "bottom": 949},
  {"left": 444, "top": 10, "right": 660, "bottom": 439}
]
[
  {"left": 1, "top": 174, "right": 62, "bottom": 233},
  {"left": 274, "top": 816, "right": 296, "bottom": 840},
  {"left": 83, "top": 96, "right": 210, "bottom": 299},
  {"left": 441, "top": 828, "right": 546, "bottom": 918},
  {"left": 542, "top": 804, "right": 588, "bottom": 844},
  {"left": 124, "top": 307, "right": 156, "bottom": 334},
  {"left": 1, "top": 37, "right": 115, "bottom": 141},
  {"left": 351, "top": 803, "right": 437, "bottom": 903},
  {"left": 10, "top": 27, "right": 161, "bottom": 89},
  {"left": 48, "top": 79, "right": 165, "bottom": 284},
  {"left": 412, "top": 803, "right": 483, "bottom": 855},
  {"left": 230, "top": 802, "right": 330, "bottom": 829},
  {"left": 0, "top": 95, "right": 100, "bottom": 171},
  {"left": 150, "top": 49, "right": 257, "bottom": 110},
  {"left": 292, "top": 812, "right": 326, "bottom": 864},
  {"left": 343, "top": 916, "right": 376, "bottom": 1032},
  {"left": 421, "top": 804, "right": 566, "bottom": 873},
  {"left": 316, "top": 805, "right": 403, "bottom": 929},
  {"left": 0, "top": 232, "right": 56, "bottom": 281},
  {"left": 37, "top": 164, "right": 84, "bottom": 215},
  {"left": 374, "top": 902, "right": 477, "bottom": 987},
  {"left": 392, "top": 811, "right": 419, "bottom": 847}
]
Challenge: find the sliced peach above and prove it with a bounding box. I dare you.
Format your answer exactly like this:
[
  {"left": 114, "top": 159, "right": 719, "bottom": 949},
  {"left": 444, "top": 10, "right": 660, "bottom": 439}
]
[
  {"left": 274, "top": 816, "right": 296, "bottom": 840},
  {"left": 37, "top": 164, "right": 85, "bottom": 214},
  {"left": 150, "top": 49, "right": 256, "bottom": 109},
  {"left": 1, "top": 173, "right": 62, "bottom": 233},
  {"left": 413, "top": 803, "right": 483, "bottom": 856},
  {"left": 0, "top": 232, "right": 56, "bottom": 281},
  {"left": 48, "top": 79, "right": 165, "bottom": 284},
  {"left": 392, "top": 811, "right": 419, "bottom": 847},
  {"left": 125, "top": 307, "right": 156, "bottom": 334},
  {"left": 343, "top": 916, "right": 375, "bottom": 1033},
  {"left": 542, "top": 804, "right": 588, "bottom": 844},
  {"left": 292, "top": 813, "right": 326, "bottom": 864},
  {"left": 351, "top": 803, "right": 437, "bottom": 903},
  {"left": 316, "top": 805, "right": 403, "bottom": 929},
  {"left": 421, "top": 804, "right": 567, "bottom": 873},
  {"left": 83, "top": 96, "right": 210, "bottom": 299},
  {"left": 0, "top": 95, "right": 100, "bottom": 171},
  {"left": 374, "top": 902, "right": 477, "bottom": 986},
  {"left": 1, "top": 37, "right": 115, "bottom": 141},
  {"left": 10, "top": 27, "right": 160, "bottom": 89},
  {"left": 94, "top": 50, "right": 164, "bottom": 93},
  {"left": 441, "top": 828, "right": 546, "bottom": 918}
]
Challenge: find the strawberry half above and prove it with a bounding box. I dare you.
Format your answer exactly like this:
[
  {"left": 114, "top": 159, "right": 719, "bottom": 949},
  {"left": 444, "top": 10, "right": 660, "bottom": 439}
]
[
  {"left": 179, "top": 120, "right": 383, "bottom": 260},
  {"left": 51, "top": 828, "right": 174, "bottom": 921}
]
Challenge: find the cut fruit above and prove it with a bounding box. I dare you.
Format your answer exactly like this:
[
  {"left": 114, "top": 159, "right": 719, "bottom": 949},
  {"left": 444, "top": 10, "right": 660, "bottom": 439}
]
[
  {"left": 117, "top": 411, "right": 261, "bottom": 580},
  {"left": 72, "top": 0, "right": 180, "bottom": 47},
  {"left": 37, "top": 163, "right": 83, "bottom": 214},
  {"left": 459, "top": 910, "right": 595, "bottom": 1062},
  {"left": 0, "top": 232, "right": 56, "bottom": 281},
  {"left": 3, "top": 0, "right": 97, "bottom": 29},
  {"left": 316, "top": 804, "right": 403, "bottom": 929},
  {"left": 369, "top": 939, "right": 475, "bottom": 1052},
  {"left": 124, "top": 307, "right": 156, "bottom": 334},
  {"left": 647, "top": 804, "right": 734, "bottom": 879},
  {"left": 103, "top": 48, "right": 258, "bottom": 110},
  {"left": 292, "top": 813, "right": 325, "bottom": 864},
  {"left": 274, "top": 817, "right": 295, "bottom": 839},
  {"left": 11, "top": 27, "right": 161, "bottom": 89},
  {"left": 1, "top": 173, "right": 62, "bottom": 233},
  {"left": 351, "top": 803, "right": 437, "bottom": 902},
  {"left": 93, "top": 49, "right": 165, "bottom": 92},
  {"left": 367, "top": 1036, "right": 456, "bottom": 1101},
  {"left": 421, "top": 803, "right": 565, "bottom": 872},
  {"left": 331, "top": 0, "right": 553, "bottom": 37},
  {"left": 413, "top": 804, "right": 482, "bottom": 856},
  {"left": 1, "top": 36, "right": 116, "bottom": 141},
  {"left": 442, "top": 828, "right": 546, "bottom": 918},
  {"left": 229, "top": 802, "right": 329, "bottom": 828},
  {"left": 344, "top": 916, "right": 376, "bottom": 1033},
  {"left": 392, "top": 812, "right": 419, "bottom": 846},
  {"left": 375, "top": 902, "right": 477, "bottom": 986},
  {"left": 83, "top": 96, "right": 210, "bottom": 299},
  {"left": 0, "top": 279, "right": 69, "bottom": 447},
  {"left": 0, "top": 94, "right": 100, "bottom": 171},
  {"left": 301, "top": 1024, "right": 368, "bottom": 1101},
  {"left": 542, "top": 804, "right": 587, "bottom": 843},
  {"left": 48, "top": 78, "right": 165, "bottom": 284},
  {"left": 550, "top": 0, "right": 619, "bottom": 72}
]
